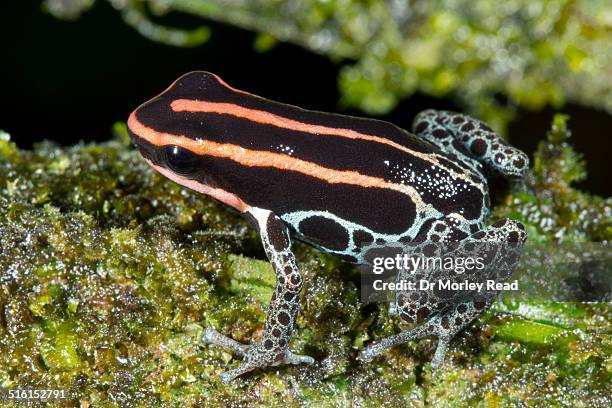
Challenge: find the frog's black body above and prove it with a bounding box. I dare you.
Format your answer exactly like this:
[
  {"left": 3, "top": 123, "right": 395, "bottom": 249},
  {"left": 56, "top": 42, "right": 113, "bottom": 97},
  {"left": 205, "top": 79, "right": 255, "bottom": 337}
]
[{"left": 128, "top": 72, "right": 528, "bottom": 383}]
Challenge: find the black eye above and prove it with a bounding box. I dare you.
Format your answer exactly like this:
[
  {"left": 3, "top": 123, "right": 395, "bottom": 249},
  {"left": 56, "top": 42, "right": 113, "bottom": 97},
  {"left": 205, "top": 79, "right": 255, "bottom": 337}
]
[{"left": 164, "top": 145, "right": 199, "bottom": 175}]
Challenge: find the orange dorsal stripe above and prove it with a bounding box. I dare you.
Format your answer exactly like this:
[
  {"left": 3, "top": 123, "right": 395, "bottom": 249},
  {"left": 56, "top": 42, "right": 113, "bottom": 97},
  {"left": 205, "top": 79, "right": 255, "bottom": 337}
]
[
  {"left": 171, "top": 99, "right": 436, "bottom": 161},
  {"left": 128, "top": 112, "right": 425, "bottom": 208}
]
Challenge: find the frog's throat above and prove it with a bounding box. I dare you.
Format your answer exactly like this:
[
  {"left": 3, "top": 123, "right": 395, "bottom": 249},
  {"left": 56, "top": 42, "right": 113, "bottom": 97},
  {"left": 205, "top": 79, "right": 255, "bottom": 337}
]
[{"left": 144, "top": 158, "right": 250, "bottom": 213}]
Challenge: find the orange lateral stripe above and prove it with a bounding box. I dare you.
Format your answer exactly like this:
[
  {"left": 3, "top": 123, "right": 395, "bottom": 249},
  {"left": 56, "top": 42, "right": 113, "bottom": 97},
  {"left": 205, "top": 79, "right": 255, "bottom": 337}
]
[
  {"left": 171, "top": 99, "right": 436, "bottom": 162},
  {"left": 128, "top": 112, "right": 425, "bottom": 208}
]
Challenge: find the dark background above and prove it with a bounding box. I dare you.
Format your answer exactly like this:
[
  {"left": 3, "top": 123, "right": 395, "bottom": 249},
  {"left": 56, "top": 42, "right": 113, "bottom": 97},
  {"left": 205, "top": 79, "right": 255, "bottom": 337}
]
[{"left": 1, "top": 1, "right": 610, "bottom": 196}]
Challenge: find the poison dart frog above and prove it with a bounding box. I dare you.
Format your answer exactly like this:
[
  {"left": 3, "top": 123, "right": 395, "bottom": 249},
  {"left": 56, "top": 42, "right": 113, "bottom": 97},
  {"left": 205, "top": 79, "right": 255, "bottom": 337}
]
[{"left": 127, "top": 72, "right": 528, "bottom": 383}]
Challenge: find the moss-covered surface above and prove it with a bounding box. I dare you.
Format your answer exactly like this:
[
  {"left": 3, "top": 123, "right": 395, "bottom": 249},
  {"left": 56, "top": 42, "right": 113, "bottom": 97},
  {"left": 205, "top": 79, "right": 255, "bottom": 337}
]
[{"left": 0, "top": 117, "right": 610, "bottom": 406}]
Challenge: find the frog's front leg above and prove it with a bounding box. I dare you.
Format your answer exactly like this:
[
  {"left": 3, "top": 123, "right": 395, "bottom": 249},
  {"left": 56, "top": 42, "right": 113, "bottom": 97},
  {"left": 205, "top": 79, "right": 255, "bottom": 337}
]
[
  {"left": 360, "top": 219, "right": 526, "bottom": 368},
  {"left": 202, "top": 207, "right": 314, "bottom": 383}
]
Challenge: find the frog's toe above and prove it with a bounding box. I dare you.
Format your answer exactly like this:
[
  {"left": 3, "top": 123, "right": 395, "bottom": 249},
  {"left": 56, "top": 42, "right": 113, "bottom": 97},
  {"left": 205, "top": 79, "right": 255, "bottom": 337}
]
[
  {"left": 201, "top": 326, "right": 217, "bottom": 343},
  {"left": 429, "top": 336, "right": 450, "bottom": 370},
  {"left": 430, "top": 359, "right": 444, "bottom": 370},
  {"left": 358, "top": 344, "right": 384, "bottom": 362},
  {"left": 202, "top": 327, "right": 248, "bottom": 356},
  {"left": 220, "top": 366, "right": 253, "bottom": 384},
  {"left": 284, "top": 350, "right": 315, "bottom": 365}
]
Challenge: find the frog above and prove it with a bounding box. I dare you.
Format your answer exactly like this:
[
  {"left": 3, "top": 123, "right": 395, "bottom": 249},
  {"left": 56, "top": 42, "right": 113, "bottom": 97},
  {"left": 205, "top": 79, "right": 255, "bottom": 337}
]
[{"left": 127, "top": 71, "right": 528, "bottom": 383}]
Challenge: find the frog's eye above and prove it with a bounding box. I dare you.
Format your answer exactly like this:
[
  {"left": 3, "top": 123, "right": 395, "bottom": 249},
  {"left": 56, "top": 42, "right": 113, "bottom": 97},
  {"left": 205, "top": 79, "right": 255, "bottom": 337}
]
[{"left": 164, "top": 145, "right": 200, "bottom": 175}]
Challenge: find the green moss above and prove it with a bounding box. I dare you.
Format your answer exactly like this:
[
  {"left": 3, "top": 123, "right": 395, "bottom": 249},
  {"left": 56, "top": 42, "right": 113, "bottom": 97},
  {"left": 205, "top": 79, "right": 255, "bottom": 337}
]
[
  {"left": 39, "top": 321, "right": 82, "bottom": 370},
  {"left": 492, "top": 114, "right": 611, "bottom": 242},
  {"left": 494, "top": 318, "right": 566, "bottom": 345},
  {"left": 0, "top": 117, "right": 610, "bottom": 406}
]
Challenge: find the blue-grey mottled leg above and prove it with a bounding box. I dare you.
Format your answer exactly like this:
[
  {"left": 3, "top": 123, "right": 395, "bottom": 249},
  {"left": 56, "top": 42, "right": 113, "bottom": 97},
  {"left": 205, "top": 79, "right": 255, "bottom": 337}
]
[
  {"left": 359, "top": 317, "right": 437, "bottom": 362},
  {"left": 412, "top": 110, "right": 529, "bottom": 177},
  {"left": 360, "top": 218, "right": 526, "bottom": 368},
  {"left": 202, "top": 207, "right": 314, "bottom": 383}
]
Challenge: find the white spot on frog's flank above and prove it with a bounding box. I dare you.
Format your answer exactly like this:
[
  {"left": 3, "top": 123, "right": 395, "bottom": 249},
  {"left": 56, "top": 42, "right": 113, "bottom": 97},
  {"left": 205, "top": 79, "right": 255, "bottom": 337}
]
[
  {"left": 390, "top": 163, "right": 462, "bottom": 200},
  {"left": 384, "top": 160, "right": 390, "bottom": 166},
  {"left": 274, "top": 144, "right": 295, "bottom": 156}
]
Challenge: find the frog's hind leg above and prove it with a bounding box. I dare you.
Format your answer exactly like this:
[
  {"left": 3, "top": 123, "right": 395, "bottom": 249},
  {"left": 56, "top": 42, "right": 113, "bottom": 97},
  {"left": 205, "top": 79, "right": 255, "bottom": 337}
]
[
  {"left": 359, "top": 298, "right": 494, "bottom": 368},
  {"left": 412, "top": 110, "right": 529, "bottom": 177},
  {"left": 360, "top": 260, "right": 497, "bottom": 368},
  {"left": 360, "top": 218, "right": 527, "bottom": 368}
]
